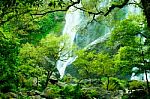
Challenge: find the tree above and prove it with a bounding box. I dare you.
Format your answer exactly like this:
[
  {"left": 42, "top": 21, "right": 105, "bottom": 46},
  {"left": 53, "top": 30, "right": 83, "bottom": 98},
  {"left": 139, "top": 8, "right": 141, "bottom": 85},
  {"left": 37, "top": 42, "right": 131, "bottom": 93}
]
[
  {"left": 0, "top": 2, "right": 65, "bottom": 91},
  {"left": 109, "top": 15, "right": 150, "bottom": 94},
  {"left": 73, "top": 50, "right": 118, "bottom": 90},
  {"left": 1, "top": 0, "right": 150, "bottom": 28},
  {"left": 73, "top": 50, "right": 98, "bottom": 79},
  {"left": 0, "top": 29, "right": 20, "bottom": 92},
  {"left": 18, "top": 34, "right": 69, "bottom": 88},
  {"left": 96, "top": 52, "right": 117, "bottom": 90}
]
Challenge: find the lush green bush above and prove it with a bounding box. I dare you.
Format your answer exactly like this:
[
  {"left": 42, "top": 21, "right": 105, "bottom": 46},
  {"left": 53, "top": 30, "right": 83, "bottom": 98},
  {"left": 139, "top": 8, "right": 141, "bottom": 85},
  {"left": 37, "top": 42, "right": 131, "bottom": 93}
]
[
  {"left": 43, "top": 84, "right": 61, "bottom": 98},
  {"left": 128, "top": 80, "right": 146, "bottom": 90},
  {"left": 102, "top": 77, "right": 126, "bottom": 91},
  {"left": 0, "top": 35, "right": 20, "bottom": 92}
]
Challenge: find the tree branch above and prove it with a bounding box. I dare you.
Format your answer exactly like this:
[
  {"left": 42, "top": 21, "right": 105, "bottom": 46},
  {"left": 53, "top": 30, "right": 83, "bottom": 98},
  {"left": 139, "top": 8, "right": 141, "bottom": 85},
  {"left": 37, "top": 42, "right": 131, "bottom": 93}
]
[
  {"left": 32, "top": 9, "right": 67, "bottom": 15},
  {"left": 104, "top": 0, "right": 129, "bottom": 16},
  {"left": 0, "top": 10, "right": 31, "bottom": 26},
  {"left": 32, "top": 0, "right": 81, "bottom": 16}
]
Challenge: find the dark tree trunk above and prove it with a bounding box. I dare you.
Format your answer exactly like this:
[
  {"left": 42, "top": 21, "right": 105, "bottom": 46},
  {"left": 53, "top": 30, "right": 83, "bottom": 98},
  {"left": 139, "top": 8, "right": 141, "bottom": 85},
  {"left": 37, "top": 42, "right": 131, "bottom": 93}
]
[
  {"left": 45, "top": 71, "right": 53, "bottom": 88},
  {"left": 141, "top": 0, "right": 150, "bottom": 28},
  {"left": 144, "top": 70, "right": 150, "bottom": 95},
  {"left": 36, "top": 77, "right": 38, "bottom": 88}
]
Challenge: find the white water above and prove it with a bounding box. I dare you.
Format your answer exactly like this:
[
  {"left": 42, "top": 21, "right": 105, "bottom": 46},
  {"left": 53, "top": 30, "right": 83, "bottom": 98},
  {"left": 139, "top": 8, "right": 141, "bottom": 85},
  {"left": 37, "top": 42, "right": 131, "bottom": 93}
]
[
  {"left": 57, "top": 3, "right": 83, "bottom": 78},
  {"left": 84, "top": 32, "right": 111, "bottom": 50},
  {"left": 131, "top": 67, "right": 150, "bottom": 81}
]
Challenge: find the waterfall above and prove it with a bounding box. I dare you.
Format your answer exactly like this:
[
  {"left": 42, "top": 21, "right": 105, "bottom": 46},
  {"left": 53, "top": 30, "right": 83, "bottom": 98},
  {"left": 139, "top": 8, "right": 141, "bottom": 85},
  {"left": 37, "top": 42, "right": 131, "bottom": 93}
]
[
  {"left": 131, "top": 67, "right": 150, "bottom": 81},
  {"left": 57, "top": 3, "right": 83, "bottom": 78},
  {"left": 56, "top": 0, "right": 148, "bottom": 80},
  {"left": 56, "top": 0, "right": 126, "bottom": 78}
]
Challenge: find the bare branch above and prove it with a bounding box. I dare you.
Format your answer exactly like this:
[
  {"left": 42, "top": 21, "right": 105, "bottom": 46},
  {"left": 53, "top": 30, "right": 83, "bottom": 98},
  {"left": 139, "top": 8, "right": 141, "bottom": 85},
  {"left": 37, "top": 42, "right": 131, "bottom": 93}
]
[
  {"left": 66, "top": 0, "right": 80, "bottom": 9},
  {"left": 104, "top": 0, "right": 129, "bottom": 16},
  {"left": 32, "top": 9, "right": 67, "bottom": 15}
]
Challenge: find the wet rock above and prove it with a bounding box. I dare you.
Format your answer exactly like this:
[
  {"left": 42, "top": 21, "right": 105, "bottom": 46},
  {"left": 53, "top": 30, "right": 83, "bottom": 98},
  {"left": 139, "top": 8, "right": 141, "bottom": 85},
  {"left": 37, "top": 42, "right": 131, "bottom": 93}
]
[{"left": 6, "top": 92, "right": 17, "bottom": 98}]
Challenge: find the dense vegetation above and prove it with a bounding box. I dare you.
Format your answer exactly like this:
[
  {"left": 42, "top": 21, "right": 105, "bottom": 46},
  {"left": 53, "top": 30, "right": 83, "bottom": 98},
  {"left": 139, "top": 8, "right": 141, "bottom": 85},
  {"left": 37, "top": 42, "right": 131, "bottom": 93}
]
[{"left": 0, "top": 0, "right": 150, "bottom": 99}]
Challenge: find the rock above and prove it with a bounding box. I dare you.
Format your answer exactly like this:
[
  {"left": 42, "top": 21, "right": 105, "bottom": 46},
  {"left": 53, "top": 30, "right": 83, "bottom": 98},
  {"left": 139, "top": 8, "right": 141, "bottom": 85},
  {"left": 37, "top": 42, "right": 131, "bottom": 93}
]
[
  {"left": 28, "top": 94, "right": 41, "bottom": 99},
  {"left": 34, "top": 90, "right": 41, "bottom": 95},
  {"left": 18, "top": 92, "right": 23, "bottom": 96},
  {"left": 49, "top": 74, "right": 59, "bottom": 84},
  {"left": 29, "top": 96, "right": 33, "bottom": 99},
  {"left": 35, "top": 95, "right": 41, "bottom": 99},
  {"left": 27, "top": 90, "right": 35, "bottom": 96},
  {"left": 26, "top": 90, "right": 41, "bottom": 96},
  {"left": 113, "top": 90, "right": 124, "bottom": 99},
  {"left": 41, "top": 89, "right": 51, "bottom": 98},
  {"left": 6, "top": 92, "right": 17, "bottom": 98},
  {"left": 32, "top": 77, "right": 38, "bottom": 87},
  {"left": 57, "top": 81, "right": 66, "bottom": 87}
]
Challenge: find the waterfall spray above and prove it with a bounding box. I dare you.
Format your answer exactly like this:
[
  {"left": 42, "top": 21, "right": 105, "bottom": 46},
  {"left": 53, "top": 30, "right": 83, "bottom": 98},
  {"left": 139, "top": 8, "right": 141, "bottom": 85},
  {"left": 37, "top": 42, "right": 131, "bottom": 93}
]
[{"left": 56, "top": 3, "right": 83, "bottom": 78}]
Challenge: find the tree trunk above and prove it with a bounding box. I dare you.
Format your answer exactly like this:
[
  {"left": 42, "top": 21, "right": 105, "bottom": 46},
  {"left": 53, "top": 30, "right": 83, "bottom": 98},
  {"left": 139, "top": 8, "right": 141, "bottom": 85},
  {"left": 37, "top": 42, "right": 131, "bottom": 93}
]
[
  {"left": 45, "top": 71, "right": 53, "bottom": 88},
  {"left": 36, "top": 77, "right": 38, "bottom": 88},
  {"left": 141, "top": 0, "right": 150, "bottom": 28},
  {"left": 144, "top": 70, "right": 150, "bottom": 95},
  {"left": 106, "top": 76, "right": 110, "bottom": 91}
]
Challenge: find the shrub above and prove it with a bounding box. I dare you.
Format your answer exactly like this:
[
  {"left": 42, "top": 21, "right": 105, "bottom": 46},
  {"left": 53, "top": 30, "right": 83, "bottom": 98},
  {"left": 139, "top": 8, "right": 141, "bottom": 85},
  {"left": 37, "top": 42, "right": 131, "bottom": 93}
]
[
  {"left": 102, "top": 77, "right": 126, "bottom": 91},
  {"left": 128, "top": 80, "right": 146, "bottom": 90}
]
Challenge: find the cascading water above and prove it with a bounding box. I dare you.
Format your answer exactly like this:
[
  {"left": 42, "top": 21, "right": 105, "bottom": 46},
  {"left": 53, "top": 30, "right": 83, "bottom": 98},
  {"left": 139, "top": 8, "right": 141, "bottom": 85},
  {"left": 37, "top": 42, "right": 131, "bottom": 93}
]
[
  {"left": 57, "top": 1, "right": 111, "bottom": 78},
  {"left": 57, "top": 0, "right": 150, "bottom": 80},
  {"left": 56, "top": 3, "right": 84, "bottom": 78}
]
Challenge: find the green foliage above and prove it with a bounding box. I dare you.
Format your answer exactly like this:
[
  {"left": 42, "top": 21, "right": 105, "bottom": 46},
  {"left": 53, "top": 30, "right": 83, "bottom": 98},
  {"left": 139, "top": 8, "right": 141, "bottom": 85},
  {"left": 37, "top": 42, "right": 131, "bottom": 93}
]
[
  {"left": 19, "top": 34, "right": 64, "bottom": 68},
  {"left": 108, "top": 15, "right": 150, "bottom": 77},
  {"left": 44, "top": 84, "right": 61, "bottom": 98},
  {"left": 102, "top": 77, "right": 126, "bottom": 91},
  {"left": 114, "top": 46, "right": 140, "bottom": 75},
  {"left": 108, "top": 15, "right": 145, "bottom": 47},
  {"left": 62, "top": 85, "right": 75, "bottom": 97},
  {"left": 128, "top": 80, "right": 146, "bottom": 90},
  {"left": 3, "top": 12, "right": 64, "bottom": 44},
  {"left": 43, "top": 84, "right": 83, "bottom": 98},
  {"left": 17, "top": 34, "right": 69, "bottom": 89},
  {"left": 0, "top": 9, "right": 65, "bottom": 92},
  {"left": 0, "top": 31, "right": 20, "bottom": 92},
  {"left": 73, "top": 50, "right": 117, "bottom": 79},
  {"left": 82, "top": 0, "right": 100, "bottom": 12},
  {"left": 0, "top": 0, "right": 150, "bottom": 97}
]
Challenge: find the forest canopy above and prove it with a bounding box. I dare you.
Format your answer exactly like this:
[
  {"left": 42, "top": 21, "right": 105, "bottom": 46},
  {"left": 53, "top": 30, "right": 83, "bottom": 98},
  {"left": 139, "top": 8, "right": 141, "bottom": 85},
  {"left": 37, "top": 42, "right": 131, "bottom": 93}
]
[{"left": 0, "top": 0, "right": 150, "bottom": 98}]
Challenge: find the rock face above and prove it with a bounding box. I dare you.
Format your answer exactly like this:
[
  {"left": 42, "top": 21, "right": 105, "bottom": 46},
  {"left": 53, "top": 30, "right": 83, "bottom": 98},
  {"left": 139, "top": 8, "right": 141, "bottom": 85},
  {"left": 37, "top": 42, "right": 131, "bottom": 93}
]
[
  {"left": 75, "top": 21, "right": 110, "bottom": 49},
  {"left": 74, "top": 4, "right": 131, "bottom": 49}
]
